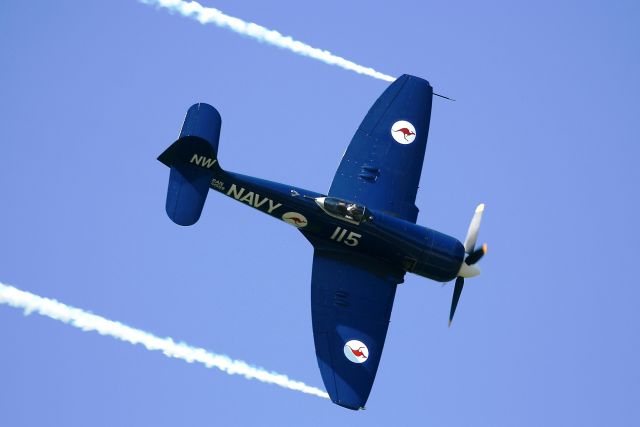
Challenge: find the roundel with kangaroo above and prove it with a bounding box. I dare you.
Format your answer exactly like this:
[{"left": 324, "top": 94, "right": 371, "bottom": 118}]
[
  {"left": 343, "top": 339, "right": 369, "bottom": 363},
  {"left": 391, "top": 120, "right": 416, "bottom": 144},
  {"left": 282, "top": 212, "right": 308, "bottom": 228}
]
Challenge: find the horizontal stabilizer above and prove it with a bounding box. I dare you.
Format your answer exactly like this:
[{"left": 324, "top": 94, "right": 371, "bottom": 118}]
[
  {"left": 159, "top": 103, "right": 222, "bottom": 226},
  {"left": 165, "top": 166, "right": 212, "bottom": 226},
  {"left": 158, "top": 135, "right": 218, "bottom": 169}
]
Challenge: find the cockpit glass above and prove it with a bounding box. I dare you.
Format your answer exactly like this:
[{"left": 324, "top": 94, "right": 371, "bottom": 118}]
[{"left": 323, "top": 198, "right": 366, "bottom": 223}]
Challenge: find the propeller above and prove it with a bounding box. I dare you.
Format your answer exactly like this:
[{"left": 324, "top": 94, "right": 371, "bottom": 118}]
[{"left": 449, "top": 204, "right": 487, "bottom": 327}]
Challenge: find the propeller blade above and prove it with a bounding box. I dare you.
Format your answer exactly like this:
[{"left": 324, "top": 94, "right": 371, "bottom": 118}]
[
  {"left": 465, "top": 243, "right": 487, "bottom": 265},
  {"left": 463, "top": 203, "right": 485, "bottom": 253},
  {"left": 449, "top": 277, "right": 465, "bottom": 327}
]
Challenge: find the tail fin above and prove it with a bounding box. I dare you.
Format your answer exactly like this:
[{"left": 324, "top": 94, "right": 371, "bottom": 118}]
[{"left": 158, "top": 103, "right": 222, "bottom": 226}]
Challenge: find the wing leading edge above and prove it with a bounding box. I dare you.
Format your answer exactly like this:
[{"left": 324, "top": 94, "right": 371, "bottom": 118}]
[
  {"left": 311, "top": 248, "right": 404, "bottom": 409},
  {"left": 329, "top": 74, "right": 433, "bottom": 223}
]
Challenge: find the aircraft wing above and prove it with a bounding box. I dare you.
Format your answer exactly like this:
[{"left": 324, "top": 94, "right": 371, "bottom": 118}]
[
  {"left": 329, "top": 74, "right": 434, "bottom": 223},
  {"left": 311, "top": 248, "right": 404, "bottom": 409}
]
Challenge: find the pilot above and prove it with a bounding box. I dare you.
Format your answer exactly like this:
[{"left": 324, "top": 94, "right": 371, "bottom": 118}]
[
  {"left": 348, "top": 203, "right": 365, "bottom": 220},
  {"left": 336, "top": 202, "right": 349, "bottom": 217}
]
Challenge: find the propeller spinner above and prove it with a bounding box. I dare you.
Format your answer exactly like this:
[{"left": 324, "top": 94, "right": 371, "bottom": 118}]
[{"left": 449, "top": 204, "right": 487, "bottom": 326}]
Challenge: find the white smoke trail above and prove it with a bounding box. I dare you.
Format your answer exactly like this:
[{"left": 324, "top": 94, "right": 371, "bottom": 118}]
[
  {"left": 138, "top": 0, "right": 396, "bottom": 82},
  {"left": 0, "top": 282, "right": 329, "bottom": 399}
]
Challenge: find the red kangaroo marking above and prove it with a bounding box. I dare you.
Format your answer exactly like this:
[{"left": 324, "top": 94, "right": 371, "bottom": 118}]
[
  {"left": 347, "top": 345, "right": 368, "bottom": 359},
  {"left": 287, "top": 216, "right": 306, "bottom": 225},
  {"left": 393, "top": 127, "right": 415, "bottom": 141}
]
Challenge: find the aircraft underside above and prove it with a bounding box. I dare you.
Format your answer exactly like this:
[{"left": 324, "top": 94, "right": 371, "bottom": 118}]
[{"left": 157, "top": 75, "right": 486, "bottom": 409}]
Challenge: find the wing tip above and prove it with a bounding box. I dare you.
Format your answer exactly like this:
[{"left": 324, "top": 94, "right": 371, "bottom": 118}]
[
  {"left": 333, "top": 399, "right": 367, "bottom": 411},
  {"left": 397, "top": 73, "right": 432, "bottom": 88}
]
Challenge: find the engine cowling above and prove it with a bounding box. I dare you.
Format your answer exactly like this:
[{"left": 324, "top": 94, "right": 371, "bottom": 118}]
[
  {"left": 412, "top": 228, "right": 465, "bottom": 282},
  {"left": 365, "top": 213, "right": 464, "bottom": 282}
]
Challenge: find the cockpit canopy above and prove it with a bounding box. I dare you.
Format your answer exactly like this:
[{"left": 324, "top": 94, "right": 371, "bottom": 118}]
[{"left": 315, "top": 197, "right": 368, "bottom": 224}]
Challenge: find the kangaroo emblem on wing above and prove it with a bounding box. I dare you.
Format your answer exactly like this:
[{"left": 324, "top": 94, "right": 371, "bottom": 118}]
[
  {"left": 347, "top": 345, "right": 368, "bottom": 359},
  {"left": 393, "top": 127, "right": 416, "bottom": 141}
]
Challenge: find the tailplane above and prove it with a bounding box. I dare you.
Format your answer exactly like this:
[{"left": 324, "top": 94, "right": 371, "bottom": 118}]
[{"left": 158, "top": 103, "right": 221, "bottom": 226}]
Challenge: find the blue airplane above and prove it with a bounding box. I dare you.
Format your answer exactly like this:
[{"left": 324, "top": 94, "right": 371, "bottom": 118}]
[{"left": 158, "top": 74, "right": 486, "bottom": 410}]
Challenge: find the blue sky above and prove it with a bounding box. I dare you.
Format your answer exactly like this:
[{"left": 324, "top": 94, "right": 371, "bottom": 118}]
[{"left": 1, "top": 0, "right": 639, "bottom": 425}]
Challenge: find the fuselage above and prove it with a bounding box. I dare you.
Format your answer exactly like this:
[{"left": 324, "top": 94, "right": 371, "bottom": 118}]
[{"left": 208, "top": 167, "right": 465, "bottom": 283}]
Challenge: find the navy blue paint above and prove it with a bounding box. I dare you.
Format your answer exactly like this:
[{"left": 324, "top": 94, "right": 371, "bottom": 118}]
[
  {"left": 179, "top": 103, "right": 221, "bottom": 155},
  {"left": 161, "top": 104, "right": 221, "bottom": 226},
  {"left": 165, "top": 166, "right": 212, "bottom": 226},
  {"left": 158, "top": 76, "right": 463, "bottom": 409},
  {"left": 329, "top": 75, "right": 433, "bottom": 223},
  {"left": 310, "top": 250, "right": 401, "bottom": 410}
]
